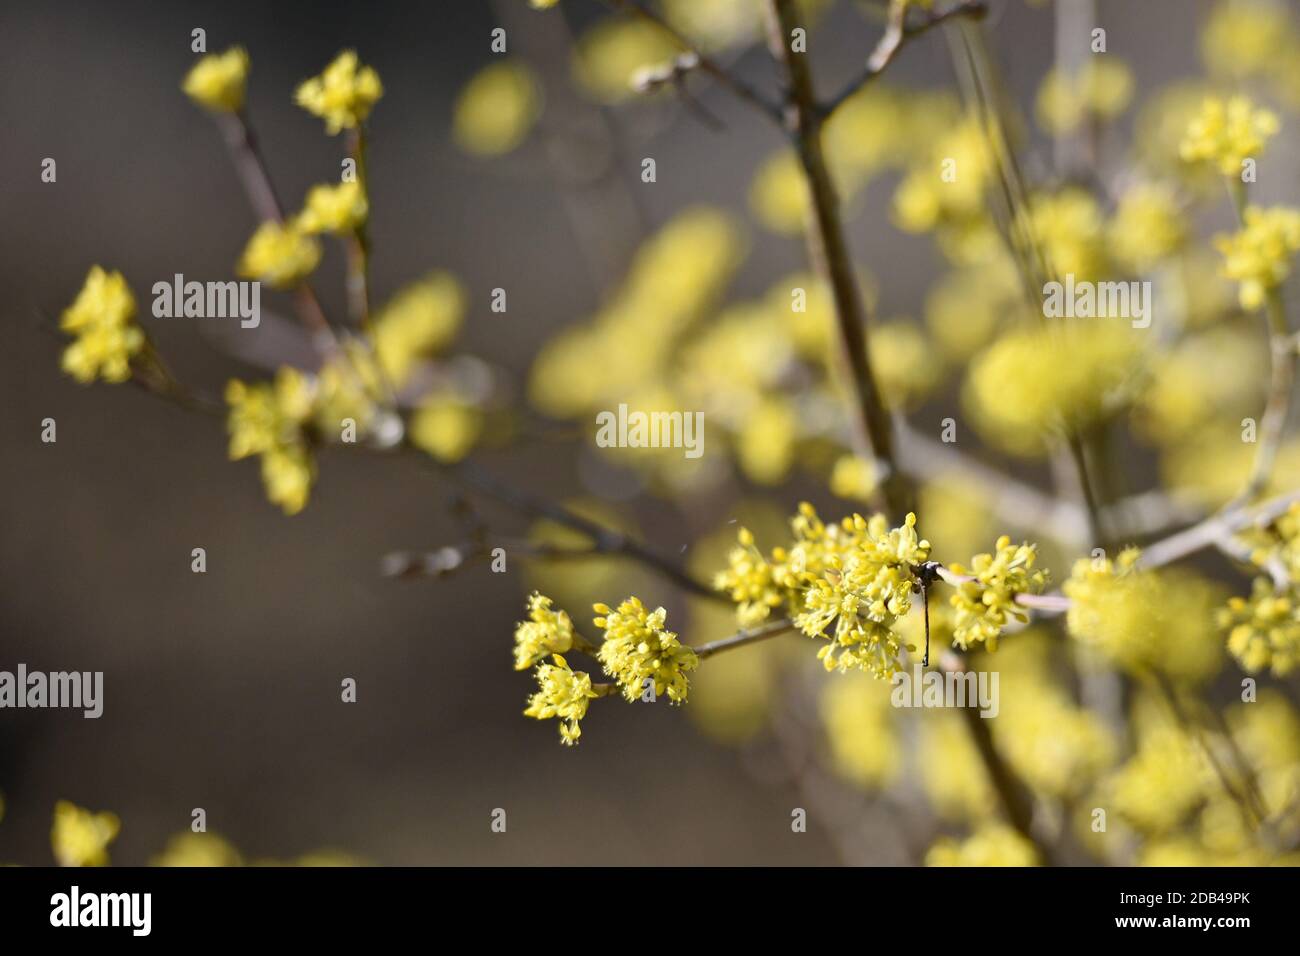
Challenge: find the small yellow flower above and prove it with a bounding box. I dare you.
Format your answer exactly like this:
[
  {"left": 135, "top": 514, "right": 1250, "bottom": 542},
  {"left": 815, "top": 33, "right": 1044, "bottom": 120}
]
[
  {"left": 1109, "top": 181, "right": 1188, "bottom": 273},
  {"left": 713, "top": 527, "right": 785, "bottom": 626},
  {"left": 237, "top": 220, "right": 321, "bottom": 288},
  {"left": 1179, "top": 95, "right": 1279, "bottom": 176},
  {"left": 530, "top": 0, "right": 559, "bottom": 7},
  {"left": 296, "top": 50, "right": 383, "bottom": 134},
  {"left": 453, "top": 61, "right": 542, "bottom": 156},
  {"left": 514, "top": 592, "right": 576, "bottom": 670},
  {"left": 259, "top": 443, "right": 315, "bottom": 516},
  {"left": 51, "top": 801, "right": 120, "bottom": 867},
  {"left": 524, "top": 654, "right": 599, "bottom": 745},
  {"left": 182, "top": 46, "right": 250, "bottom": 112},
  {"left": 408, "top": 394, "right": 483, "bottom": 463},
  {"left": 1214, "top": 205, "right": 1300, "bottom": 311},
  {"left": 59, "top": 266, "right": 145, "bottom": 384},
  {"left": 297, "top": 180, "right": 369, "bottom": 235},
  {"left": 595, "top": 597, "right": 699, "bottom": 703},
  {"left": 1219, "top": 576, "right": 1300, "bottom": 676},
  {"left": 225, "top": 368, "right": 317, "bottom": 515},
  {"left": 947, "top": 537, "right": 1048, "bottom": 651}
]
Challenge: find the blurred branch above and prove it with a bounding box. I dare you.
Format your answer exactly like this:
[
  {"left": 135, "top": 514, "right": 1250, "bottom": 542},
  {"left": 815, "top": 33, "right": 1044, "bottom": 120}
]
[
  {"left": 765, "top": 0, "right": 909, "bottom": 518},
  {"left": 605, "top": 0, "right": 783, "bottom": 124},
  {"left": 213, "top": 110, "right": 336, "bottom": 352},
  {"left": 821, "top": 0, "right": 988, "bottom": 117},
  {"left": 1226, "top": 292, "right": 1296, "bottom": 512}
]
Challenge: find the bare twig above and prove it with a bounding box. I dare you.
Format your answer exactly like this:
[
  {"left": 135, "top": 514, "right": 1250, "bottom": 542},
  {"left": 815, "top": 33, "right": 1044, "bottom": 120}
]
[
  {"left": 605, "top": 0, "right": 783, "bottom": 124},
  {"left": 821, "top": 0, "right": 989, "bottom": 117},
  {"left": 694, "top": 618, "right": 797, "bottom": 659},
  {"left": 213, "top": 110, "right": 336, "bottom": 349},
  {"left": 765, "top": 0, "right": 909, "bottom": 517}
]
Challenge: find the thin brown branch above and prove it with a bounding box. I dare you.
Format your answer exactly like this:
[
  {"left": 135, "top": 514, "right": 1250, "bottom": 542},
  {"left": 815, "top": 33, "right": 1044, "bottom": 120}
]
[
  {"left": 821, "top": 0, "right": 988, "bottom": 117},
  {"left": 765, "top": 0, "right": 909, "bottom": 518},
  {"left": 214, "top": 110, "right": 335, "bottom": 347},
  {"left": 694, "top": 618, "right": 797, "bottom": 659},
  {"left": 604, "top": 0, "right": 783, "bottom": 124}
]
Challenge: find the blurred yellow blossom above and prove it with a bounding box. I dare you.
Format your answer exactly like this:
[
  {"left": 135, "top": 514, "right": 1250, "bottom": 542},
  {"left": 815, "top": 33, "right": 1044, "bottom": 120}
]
[
  {"left": 1179, "top": 95, "right": 1278, "bottom": 177},
  {"left": 182, "top": 46, "right": 249, "bottom": 112},
  {"left": 1214, "top": 205, "right": 1300, "bottom": 311},
  {"left": 237, "top": 220, "right": 321, "bottom": 288},
  {"left": 296, "top": 50, "right": 383, "bottom": 134},
  {"left": 1036, "top": 59, "right": 1133, "bottom": 134},
  {"left": 52, "top": 801, "right": 120, "bottom": 867},
  {"left": 453, "top": 61, "right": 541, "bottom": 156},
  {"left": 297, "top": 180, "right": 368, "bottom": 235},
  {"left": 59, "top": 266, "right": 145, "bottom": 384},
  {"left": 926, "top": 825, "right": 1038, "bottom": 866},
  {"left": 408, "top": 394, "right": 483, "bottom": 463},
  {"left": 821, "top": 671, "right": 901, "bottom": 789},
  {"left": 152, "top": 832, "right": 244, "bottom": 867},
  {"left": 829, "top": 454, "right": 878, "bottom": 503},
  {"left": 964, "top": 320, "right": 1143, "bottom": 456},
  {"left": 1109, "top": 181, "right": 1187, "bottom": 273},
  {"left": 572, "top": 17, "right": 679, "bottom": 102},
  {"left": 372, "top": 272, "right": 465, "bottom": 385}
]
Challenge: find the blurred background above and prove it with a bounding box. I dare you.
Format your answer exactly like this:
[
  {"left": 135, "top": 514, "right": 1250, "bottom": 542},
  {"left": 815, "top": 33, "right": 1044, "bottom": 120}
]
[{"left": 0, "top": 0, "right": 1285, "bottom": 865}]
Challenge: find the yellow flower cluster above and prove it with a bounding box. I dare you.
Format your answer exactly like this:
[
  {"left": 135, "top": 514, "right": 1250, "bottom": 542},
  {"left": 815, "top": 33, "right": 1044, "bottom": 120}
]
[
  {"left": 1108, "top": 181, "right": 1188, "bottom": 274},
  {"left": 963, "top": 320, "right": 1142, "bottom": 457},
  {"left": 795, "top": 512, "right": 931, "bottom": 677},
  {"left": 182, "top": 46, "right": 250, "bottom": 112},
  {"left": 1219, "top": 576, "right": 1300, "bottom": 676},
  {"left": 1030, "top": 188, "right": 1108, "bottom": 281},
  {"left": 236, "top": 220, "right": 322, "bottom": 288},
  {"left": 524, "top": 654, "right": 599, "bottom": 745},
  {"left": 297, "top": 180, "right": 369, "bottom": 235},
  {"left": 1179, "top": 95, "right": 1278, "bottom": 176},
  {"left": 295, "top": 50, "right": 383, "bottom": 134},
  {"left": 925, "top": 824, "right": 1039, "bottom": 867},
  {"left": 947, "top": 537, "right": 1047, "bottom": 651},
  {"left": 595, "top": 597, "right": 699, "bottom": 703},
  {"left": 225, "top": 367, "right": 317, "bottom": 515},
  {"left": 513, "top": 592, "right": 576, "bottom": 670},
  {"left": 59, "top": 266, "right": 145, "bottom": 385},
  {"left": 1035, "top": 59, "right": 1133, "bottom": 134},
  {"left": 1063, "top": 548, "right": 1154, "bottom": 669},
  {"left": 51, "top": 800, "right": 120, "bottom": 867},
  {"left": 713, "top": 527, "right": 784, "bottom": 626},
  {"left": 1214, "top": 205, "right": 1300, "bottom": 311}
]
